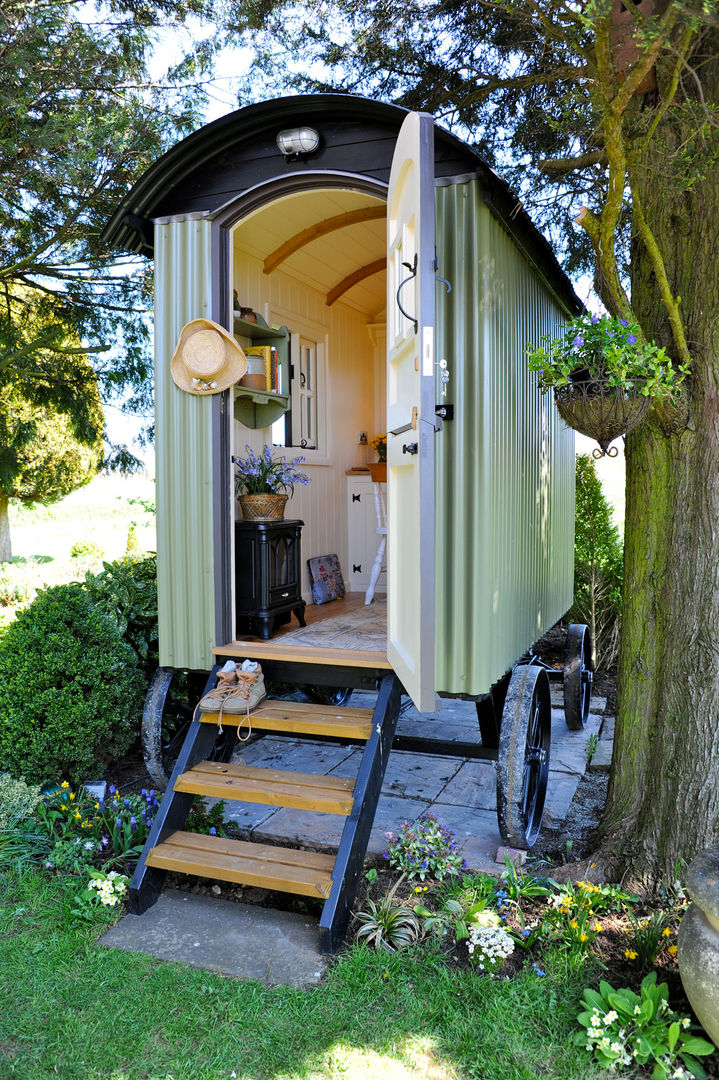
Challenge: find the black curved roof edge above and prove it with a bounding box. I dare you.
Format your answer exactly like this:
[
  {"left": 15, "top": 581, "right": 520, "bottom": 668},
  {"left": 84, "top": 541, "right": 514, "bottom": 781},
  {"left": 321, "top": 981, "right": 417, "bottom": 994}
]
[{"left": 102, "top": 93, "right": 583, "bottom": 315}]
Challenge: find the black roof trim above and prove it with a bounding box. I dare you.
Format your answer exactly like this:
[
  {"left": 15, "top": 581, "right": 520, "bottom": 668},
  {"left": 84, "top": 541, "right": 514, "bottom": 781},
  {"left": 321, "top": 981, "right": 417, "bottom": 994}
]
[{"left": 102, "top": 93, "right": 582, "bottom": 315}]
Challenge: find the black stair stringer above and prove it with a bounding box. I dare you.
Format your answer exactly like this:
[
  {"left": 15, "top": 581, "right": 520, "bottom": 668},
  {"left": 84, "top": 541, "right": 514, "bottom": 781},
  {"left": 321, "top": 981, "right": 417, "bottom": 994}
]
[
  {"left": 318, "top": 672, "right": 402, "bottom": 953},
  {"left": 128, "top": 666, "right": 224, "bottom": 915}
]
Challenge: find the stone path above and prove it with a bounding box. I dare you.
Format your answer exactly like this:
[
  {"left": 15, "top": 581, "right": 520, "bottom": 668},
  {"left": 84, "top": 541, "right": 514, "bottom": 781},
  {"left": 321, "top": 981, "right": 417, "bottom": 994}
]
[{"left": 217, "top": 686, "right": 611, "bottom": 873}]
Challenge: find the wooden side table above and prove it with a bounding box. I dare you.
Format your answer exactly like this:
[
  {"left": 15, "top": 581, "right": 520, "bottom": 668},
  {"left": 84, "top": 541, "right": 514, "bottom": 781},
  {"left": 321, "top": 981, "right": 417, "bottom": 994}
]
[{"left": 235, "top": 519, "right": 306, "bottom": 639}]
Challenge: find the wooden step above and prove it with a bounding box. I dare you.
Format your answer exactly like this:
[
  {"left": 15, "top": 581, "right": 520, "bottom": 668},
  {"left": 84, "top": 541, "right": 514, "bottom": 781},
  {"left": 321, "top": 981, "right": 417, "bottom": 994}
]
[
  {"left": 198, "top": 699, "right": 374, "bottom": 740},
  {"left": 175, "top": 759, "right": 355, "bottom": 814},
  {"left": 145, "top": 831, "right": 335, "bottom": 898},
  {"left": 214, "top": 640, "right": 392, "bottom": 669}
]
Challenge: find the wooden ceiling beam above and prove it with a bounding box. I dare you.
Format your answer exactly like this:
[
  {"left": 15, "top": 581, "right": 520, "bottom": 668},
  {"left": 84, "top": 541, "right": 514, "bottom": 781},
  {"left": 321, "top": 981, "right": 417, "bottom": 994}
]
[
  {"left": 263, "top": 206, "right": 385, "bottom": 274},
  {"left": 325, "top": 258, "right": 386, "bottom": 307}
]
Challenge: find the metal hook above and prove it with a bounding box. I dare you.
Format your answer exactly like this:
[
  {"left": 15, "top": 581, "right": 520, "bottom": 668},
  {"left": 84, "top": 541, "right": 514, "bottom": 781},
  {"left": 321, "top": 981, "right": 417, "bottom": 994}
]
[
  {"left": 396, "top": 253, "right": 418, "bottom": 334},
  {"left": 435, "top": 275, "right": 452, "bottom": 294}
]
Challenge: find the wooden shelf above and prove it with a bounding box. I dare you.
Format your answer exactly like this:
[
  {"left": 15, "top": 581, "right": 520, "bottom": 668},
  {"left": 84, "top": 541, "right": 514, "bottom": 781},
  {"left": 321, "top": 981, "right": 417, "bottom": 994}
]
[{"left": 232, "top": 314, "right": 291, "bottom": 429}]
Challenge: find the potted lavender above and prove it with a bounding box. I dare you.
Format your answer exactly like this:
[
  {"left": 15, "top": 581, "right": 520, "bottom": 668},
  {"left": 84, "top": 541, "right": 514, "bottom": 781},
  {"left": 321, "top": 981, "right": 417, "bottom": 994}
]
[{"left": 233, "top": 445, "right": 310, "bottom": 521}]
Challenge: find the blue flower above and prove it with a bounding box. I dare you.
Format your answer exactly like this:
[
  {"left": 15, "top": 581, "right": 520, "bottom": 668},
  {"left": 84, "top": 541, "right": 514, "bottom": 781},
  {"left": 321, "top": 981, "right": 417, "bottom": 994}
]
[
  {"left": 116, "top": 818, "right": 122, "bottom": 828},
  {"left": 627, "top": 333, "right": 637, "bottom": 345},
  {"left": 109, "top": 785, "right": 116, "bottom": 795},
  {"left": 521, "top": 928, "right": 531, "bottom": 937},
  {"left": 591, "top": 314, "right": 600, "bottom": 324},
  {"left": 210, "top": 826, "right": 216, "bottom": 836},
  {"left": 572, "top": 335, "right": 585, "bottom": 347},
  {"left": 532, "top": 963, "right": 546, "bottom": 977}
]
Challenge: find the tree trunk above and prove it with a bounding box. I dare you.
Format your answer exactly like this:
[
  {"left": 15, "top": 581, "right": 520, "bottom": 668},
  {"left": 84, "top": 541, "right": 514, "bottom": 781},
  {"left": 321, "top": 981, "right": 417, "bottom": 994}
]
[
  {"left": 599, "top": 36, "right": 719, "bottom": 882},
  {"left": 0, "top": 492, "right": 11, "bottom": 563}
]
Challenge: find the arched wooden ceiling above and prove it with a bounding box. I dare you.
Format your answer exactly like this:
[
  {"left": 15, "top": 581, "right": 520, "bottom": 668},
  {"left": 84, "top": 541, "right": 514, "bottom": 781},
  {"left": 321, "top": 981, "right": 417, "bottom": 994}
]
[{"left": 234, "top": 189, "right": 387, "bottom": 318}]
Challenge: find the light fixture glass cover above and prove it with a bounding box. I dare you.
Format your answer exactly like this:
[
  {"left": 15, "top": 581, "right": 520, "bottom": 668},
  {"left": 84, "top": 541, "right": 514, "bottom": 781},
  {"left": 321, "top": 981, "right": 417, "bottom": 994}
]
[{"left": 276, "top": 127, "right": 320, "bottom": 157}]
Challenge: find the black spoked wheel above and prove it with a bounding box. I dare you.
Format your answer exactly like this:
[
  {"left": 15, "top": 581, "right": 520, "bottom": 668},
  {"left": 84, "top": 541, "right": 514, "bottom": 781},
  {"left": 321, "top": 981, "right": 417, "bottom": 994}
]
[
  {"left": 564, "top": 623, "right": 594, "bottom": 730},
  {"left": 496, "top": 665, "right": 551, "bottom": 849},
  {"left": 141, "top": 668, "right": 235, "bottom": 790},
  {"left": 304, "top": 685, "right": 353, "bottom": 707}
]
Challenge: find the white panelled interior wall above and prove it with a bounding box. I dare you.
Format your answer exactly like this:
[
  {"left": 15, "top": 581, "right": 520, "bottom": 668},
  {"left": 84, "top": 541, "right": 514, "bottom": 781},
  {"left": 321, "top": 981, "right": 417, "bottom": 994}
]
[{"left": 232, "top": 246, "right": 381, "bottom": 601}]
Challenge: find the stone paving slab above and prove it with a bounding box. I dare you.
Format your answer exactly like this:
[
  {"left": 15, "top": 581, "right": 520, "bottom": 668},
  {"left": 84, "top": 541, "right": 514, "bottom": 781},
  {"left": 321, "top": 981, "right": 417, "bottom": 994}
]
[
  {"left": 100, "top": 889, "right": 327, "bottom": 986},
  {"left": 224, "top": 699, "right": 608, "bottom": 867}
]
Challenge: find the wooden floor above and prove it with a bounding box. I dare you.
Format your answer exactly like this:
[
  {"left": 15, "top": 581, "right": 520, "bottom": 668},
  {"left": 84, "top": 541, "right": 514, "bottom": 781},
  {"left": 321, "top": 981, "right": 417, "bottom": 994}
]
[{"left": 214, "top": 593, "right": 391, "bottom": 669}]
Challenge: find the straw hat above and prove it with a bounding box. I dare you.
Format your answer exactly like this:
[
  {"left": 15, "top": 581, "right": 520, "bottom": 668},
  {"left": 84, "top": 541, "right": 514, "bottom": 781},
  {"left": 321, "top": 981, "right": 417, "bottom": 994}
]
[{"left": 170, "top": 319, "right": 248, "bottom": 394}]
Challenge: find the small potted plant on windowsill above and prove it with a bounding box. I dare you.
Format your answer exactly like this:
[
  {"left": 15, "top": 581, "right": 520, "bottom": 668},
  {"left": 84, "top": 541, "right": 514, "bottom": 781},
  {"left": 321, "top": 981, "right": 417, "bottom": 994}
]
[
  {"left": 527, "top": 313, "right": 689, "bottom": 457},
  {"left": 233, "top": 445, "right": 310, "bottom": 520},
  {"left": 368, "top": 433, "right": 387, "bottom": 482}
]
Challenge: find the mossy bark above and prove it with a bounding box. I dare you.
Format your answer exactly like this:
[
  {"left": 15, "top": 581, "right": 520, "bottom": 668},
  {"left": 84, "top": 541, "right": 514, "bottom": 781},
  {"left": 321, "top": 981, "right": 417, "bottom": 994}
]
[{"left": 599, "top": 34, "right": 719, "bottom": 881}]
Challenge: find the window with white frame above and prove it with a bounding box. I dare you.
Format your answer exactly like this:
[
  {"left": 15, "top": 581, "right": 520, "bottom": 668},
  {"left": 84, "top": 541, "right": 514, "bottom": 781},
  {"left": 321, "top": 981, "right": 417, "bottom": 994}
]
[{"left": 272, "top": 329, "right": 326, "bottom": 456}]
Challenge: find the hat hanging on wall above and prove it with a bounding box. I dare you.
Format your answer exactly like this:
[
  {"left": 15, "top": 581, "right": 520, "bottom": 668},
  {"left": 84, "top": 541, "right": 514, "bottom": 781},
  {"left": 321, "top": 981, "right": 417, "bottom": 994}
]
[{"left": 170, "top": 318, "right": 248, "bottom": 395}]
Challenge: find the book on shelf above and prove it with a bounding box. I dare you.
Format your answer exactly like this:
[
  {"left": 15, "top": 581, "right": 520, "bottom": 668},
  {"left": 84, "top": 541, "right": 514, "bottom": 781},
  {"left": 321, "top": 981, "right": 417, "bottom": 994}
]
[{"left": 244, "top": 345, "right": 272, "bottom": 392}]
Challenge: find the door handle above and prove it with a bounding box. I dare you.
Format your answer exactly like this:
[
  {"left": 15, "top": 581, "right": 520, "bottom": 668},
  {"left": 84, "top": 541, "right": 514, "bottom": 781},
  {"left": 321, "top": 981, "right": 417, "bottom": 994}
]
[{"left": 402, "top": 442, "right": 418, "bottom": 455}]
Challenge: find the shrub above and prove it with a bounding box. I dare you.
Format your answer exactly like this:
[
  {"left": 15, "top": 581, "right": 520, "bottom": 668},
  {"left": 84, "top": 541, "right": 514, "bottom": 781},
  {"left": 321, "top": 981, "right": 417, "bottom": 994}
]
[
  {"left": 70, "top": 540, "right": 103, "bottom": 560},
  {"left": 569, "top": 455, "right": 624, "bottom": 668},
  {"left": 0, "top": 773, "right": 42, "bottom": 829},
  {"left": 0, "top": 562, "right": 34, "bottom": 607},
  {"left": 83, "top": 555, "right": 158, "bottom": 681},
  {"left": 0, "top": 584, "right": 145, "bottom": 784}
]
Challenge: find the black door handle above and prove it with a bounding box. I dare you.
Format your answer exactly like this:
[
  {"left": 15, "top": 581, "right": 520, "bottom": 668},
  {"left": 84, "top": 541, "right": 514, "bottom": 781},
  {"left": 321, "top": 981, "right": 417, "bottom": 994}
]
[{"left": 402, "top": 442, "right": 418, "bottom": 455}]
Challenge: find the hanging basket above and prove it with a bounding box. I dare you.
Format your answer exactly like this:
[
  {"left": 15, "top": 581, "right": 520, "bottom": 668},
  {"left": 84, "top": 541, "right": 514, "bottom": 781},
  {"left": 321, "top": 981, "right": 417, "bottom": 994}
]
[
  {"left": 554, "top": 379, "right": 651, "bottom": 457},
  {"left": 239, "top": 493, "right": 288, "bottom": 521}
]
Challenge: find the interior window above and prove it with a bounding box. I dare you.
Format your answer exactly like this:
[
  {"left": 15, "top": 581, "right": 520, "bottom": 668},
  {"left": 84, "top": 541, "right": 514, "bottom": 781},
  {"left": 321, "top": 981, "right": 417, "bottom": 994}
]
[{"left": 272, "top": 334, "right": 320, "bottom": 451}]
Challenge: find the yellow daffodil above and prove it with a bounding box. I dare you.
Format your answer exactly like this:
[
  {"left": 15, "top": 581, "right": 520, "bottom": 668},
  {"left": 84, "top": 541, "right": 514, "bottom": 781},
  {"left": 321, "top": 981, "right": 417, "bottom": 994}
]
[
  {"left": 625, "top": 948, "right": 638, "bottom": 959},
  {"left": 580, "top": 933, "right": 588, "bottom": 942},
  {"left": 668, "top": 945, "right": 678, "bottom": 956},
  {"left": 69, "top": 793, "right": 75, "bottom": 801},
  {"left": 662, "top": 927, "right": 672, "bottom": 937},
  {"left": 61, "top": 781, "right": 69, "bottom": 789}
]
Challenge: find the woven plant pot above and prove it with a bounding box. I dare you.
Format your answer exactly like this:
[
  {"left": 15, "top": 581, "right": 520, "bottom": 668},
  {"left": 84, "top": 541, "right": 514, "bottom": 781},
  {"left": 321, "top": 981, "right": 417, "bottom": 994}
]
[
  {"left": 239, "top": 493, "right": 288, "bottom": 521},
  {"left": 554, "top": 380, "right": 651, "bottom": 456}
]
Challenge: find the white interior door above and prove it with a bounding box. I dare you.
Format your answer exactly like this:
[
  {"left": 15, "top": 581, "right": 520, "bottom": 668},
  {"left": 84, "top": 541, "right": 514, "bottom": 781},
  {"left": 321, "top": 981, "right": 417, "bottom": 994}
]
[{"left": 386, "top": 111, "right": 436, "bottom": 712}]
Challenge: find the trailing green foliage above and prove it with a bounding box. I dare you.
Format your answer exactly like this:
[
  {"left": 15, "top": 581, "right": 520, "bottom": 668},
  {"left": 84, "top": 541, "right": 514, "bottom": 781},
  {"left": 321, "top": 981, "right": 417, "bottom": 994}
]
[
  {"left": 570, "top": 455, "right": 624, "bottom": 669},
  {"left": 527, "top": 315, "right": 689, "bottom": 399},
  {"left": 0, "top": 584, "right": 144, "bottom": 784},
  {"left": 83, "top": 554, "right": 158, "bottom": 680}
]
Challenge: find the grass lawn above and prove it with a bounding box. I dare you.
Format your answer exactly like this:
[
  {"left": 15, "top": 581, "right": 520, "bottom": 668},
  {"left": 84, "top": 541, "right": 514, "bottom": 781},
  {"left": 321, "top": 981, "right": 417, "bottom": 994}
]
[
  {"left": 1, "top": 473, "right": 155, "bottom": 625},
  {"left": 0, "top": 868, "right": 608, "bottom": 1080}
]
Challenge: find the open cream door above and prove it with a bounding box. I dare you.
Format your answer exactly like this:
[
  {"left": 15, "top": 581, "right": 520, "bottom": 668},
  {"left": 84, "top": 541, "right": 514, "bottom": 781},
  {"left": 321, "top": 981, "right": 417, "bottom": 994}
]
[{"left": 386, "top": 112, "right": 436, "bottom": 712}]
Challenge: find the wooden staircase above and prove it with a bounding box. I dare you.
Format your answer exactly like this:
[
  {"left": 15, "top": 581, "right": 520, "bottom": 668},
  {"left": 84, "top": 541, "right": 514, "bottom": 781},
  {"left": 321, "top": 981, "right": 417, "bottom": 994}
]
[{"left": 129, "top": 669, "right": 401, "bottom": 952}]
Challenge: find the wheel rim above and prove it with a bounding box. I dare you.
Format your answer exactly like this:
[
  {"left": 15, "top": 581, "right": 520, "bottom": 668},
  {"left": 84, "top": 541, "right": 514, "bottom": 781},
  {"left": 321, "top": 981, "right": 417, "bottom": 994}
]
[
  {"left": 305, "top": 686, "right": 353, "bottom": 707},
  {"left": 497, "top": 665, "right": 551, "bottom": 848},
  {"left": 142, "top": 668, "right": 234, "bottom": 789},
  {"left": 564, "top": 623, "right": 594, "bottom": 730}
]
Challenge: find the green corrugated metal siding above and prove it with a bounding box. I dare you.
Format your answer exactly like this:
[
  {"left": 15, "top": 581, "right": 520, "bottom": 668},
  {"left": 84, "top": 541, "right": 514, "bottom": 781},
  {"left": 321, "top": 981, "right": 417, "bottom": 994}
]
[
  {"left": 434, "top": 180, "right": 575, "bottom": 697},
  {"left": 154, "top": 217, "right": 216, "bottom": 670}
]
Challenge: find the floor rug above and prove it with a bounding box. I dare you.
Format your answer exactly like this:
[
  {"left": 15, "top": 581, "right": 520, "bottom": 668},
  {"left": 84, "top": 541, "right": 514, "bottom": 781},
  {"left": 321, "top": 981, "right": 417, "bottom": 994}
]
[{"left": 279, "top": 600, "right": 387, "bottom": 652}]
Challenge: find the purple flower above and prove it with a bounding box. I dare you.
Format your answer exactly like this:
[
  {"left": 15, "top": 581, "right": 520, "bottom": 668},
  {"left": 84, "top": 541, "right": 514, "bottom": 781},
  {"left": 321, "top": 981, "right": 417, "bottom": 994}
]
[
  {"left": 620, "top": 318, "right": 629, "bottom": 326},
  {"left": 116, "top": 818, "right": 122, "bottom": 828},
  {"left": 209, "top": 827, "right": 216, "bottom": 836},
  {"left": 109, "top": 785, "right": 116, "bottom": 795},
  {"left": 591, "top": 314, "right": 600, "bottom": 324},
  {"left": 572, "top": 335, "right": 585, "bottom": 347},
  {"left": 100, "top": 836, "right": 109, "bottom": 848},
  {"left": 130, "top": 816, "right": 137, "bottom": 833},
  {"left": 627, "top": 333, "right": 637, "bottom": 345}
]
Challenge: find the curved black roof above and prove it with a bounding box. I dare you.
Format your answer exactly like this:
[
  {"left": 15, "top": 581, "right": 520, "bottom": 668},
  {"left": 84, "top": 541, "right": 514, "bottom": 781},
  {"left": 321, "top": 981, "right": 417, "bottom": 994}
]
[{"left": 102, "top": 94, "right": 582, "bottom": 314}]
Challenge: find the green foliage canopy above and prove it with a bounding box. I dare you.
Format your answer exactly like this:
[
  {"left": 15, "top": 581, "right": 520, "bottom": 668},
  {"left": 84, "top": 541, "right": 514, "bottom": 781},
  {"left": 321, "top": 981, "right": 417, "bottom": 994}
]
[{"left": 0, "top": 0, "right": 213, "bottom": 447}]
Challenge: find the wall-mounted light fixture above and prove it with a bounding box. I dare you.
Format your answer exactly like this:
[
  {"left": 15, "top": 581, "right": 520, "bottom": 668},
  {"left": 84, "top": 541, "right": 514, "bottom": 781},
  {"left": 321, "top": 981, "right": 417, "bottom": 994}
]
[{"left": 276, "top": 127, "right": 320, "bottom": 160}]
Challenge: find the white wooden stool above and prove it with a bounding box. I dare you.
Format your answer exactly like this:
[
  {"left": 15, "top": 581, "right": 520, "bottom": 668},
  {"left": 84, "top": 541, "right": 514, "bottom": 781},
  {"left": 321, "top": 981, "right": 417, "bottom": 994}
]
[{"left": 365, "top": 480, "right": 387, "bottom": 605}]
